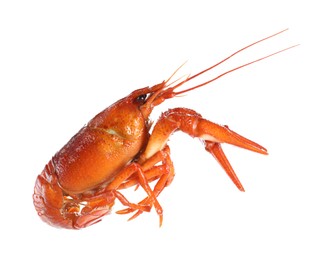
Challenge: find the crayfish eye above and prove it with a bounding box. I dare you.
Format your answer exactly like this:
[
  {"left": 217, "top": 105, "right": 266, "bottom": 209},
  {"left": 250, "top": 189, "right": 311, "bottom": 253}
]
[{"left": 135, "top": 94, "right": 148, "bottom": 104}]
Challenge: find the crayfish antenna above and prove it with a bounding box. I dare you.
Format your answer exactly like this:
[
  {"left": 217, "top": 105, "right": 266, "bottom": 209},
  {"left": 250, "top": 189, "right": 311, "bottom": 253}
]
[
  {"left": 164, "top": 60, "right": 188, "bottom": 85},
  {"left": 166, "top": 29, "right": 298, "bottom": 96}
]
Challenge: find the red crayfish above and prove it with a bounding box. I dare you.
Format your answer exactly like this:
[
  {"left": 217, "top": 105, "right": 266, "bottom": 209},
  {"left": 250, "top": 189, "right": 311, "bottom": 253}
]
[{"left": 33, "top": 29, "right": 296, "bottom": 229}]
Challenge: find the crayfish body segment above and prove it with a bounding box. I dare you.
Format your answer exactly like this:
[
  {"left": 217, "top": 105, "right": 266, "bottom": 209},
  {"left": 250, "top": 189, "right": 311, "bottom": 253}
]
[{"left": 33, "top": 29, "right": 296, "bottom": 229}]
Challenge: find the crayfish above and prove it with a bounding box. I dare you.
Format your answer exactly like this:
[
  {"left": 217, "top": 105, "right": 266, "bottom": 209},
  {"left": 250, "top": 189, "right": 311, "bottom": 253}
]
[{"left": 33, "top": 29, "right": 296, "bottom": 229}]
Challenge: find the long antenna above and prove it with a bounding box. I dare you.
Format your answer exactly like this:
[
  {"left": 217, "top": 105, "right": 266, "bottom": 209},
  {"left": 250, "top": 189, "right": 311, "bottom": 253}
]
[{"left": 166, "top": 29, "right": 298, "bottom": 96}]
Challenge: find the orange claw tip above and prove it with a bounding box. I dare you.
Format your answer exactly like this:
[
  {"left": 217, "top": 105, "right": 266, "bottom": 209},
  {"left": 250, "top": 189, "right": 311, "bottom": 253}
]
[
  {"left": 237, "top": 183, "right": 245, "bottom": 192},
  {"left": 256, "top": 147, "right": 268, "bottom": 156},
  {"left": 231, "top": 175, "right": 245, "bottom": 192},
  {"left": 257, "top": 144, "right": 268, "bottom": 155}
]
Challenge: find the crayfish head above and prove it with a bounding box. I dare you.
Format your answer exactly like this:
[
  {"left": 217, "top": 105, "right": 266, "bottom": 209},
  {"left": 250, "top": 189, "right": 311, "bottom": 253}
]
[
  {"left": 134, "top": 66, "right": 196, "bottom": 119},
  {"left": 129, "top": 80, "right": 175, "bottom": 120}
]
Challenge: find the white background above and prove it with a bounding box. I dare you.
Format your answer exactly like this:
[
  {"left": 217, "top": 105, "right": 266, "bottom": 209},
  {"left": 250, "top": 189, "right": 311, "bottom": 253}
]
[{"left": 1, "top": 1, "right": 329, "bottom": 259}]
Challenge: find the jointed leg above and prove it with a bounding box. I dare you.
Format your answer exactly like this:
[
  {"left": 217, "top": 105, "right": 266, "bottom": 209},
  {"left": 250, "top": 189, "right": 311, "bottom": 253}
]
[
  {"left": 117, "top": 145, "right": 174, "bottom": 190},
  {"left": 104, "top": 161, "right": 169, "bottom": 225},
  {"left": 70, "top": 189, "right": 151, "bottom": 229},
  {"left": 117, "top": 146, "right": 175, "bottom": 224}
]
